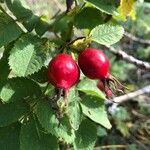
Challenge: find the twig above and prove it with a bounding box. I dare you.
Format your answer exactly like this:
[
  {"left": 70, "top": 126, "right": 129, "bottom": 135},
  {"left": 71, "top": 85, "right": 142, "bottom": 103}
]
[
  {"left": 106, "top": 45, "right": 150, "bottom": 70},
  {"left": 124, "top": 32, "right": 150, "bottom": 45},
  {"left": 111, "top": 85, "right": 150, "bottom": 103},
  {"left": 94, "top": 145, "right": 127, "bottom": 149}
]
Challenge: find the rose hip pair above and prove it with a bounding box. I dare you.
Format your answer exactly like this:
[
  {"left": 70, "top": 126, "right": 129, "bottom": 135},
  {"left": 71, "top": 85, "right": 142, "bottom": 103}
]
[{"left": 48, "top": 48, "right": 114, "bottom": 101}]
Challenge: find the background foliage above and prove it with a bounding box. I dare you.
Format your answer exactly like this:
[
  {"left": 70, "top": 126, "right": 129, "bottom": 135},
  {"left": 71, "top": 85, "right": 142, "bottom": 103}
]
[{"left": 0, "top": 0, "right": 150, "bottom": 150}]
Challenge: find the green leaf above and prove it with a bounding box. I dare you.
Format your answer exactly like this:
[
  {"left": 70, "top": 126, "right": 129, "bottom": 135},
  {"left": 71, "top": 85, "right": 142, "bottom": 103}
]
[
  {"left": 5, "top": 0, "right": 33, "bottom": 20},
  {"left": 58, "top": 87, "right": 82, "bottom": 130},
  {"left": 36, "top": 99, "right": 75, "bottom": 143},
  {"left": 20, "top": 117, "right": 59, "bottom": 150},
  {"left": 85, "top": 0, "right": 118, "bottom": 15},
  {"left": 0, "top": 78, "right": 41, "bottom": 103},
  {"left": 0, "top": 13, "right": 22, "bottom": 47},
  {"left": 116, "top": 121, "right": 129, "bottom": 137},
  {"left": 0, "top": 101, "right": 28, "bottom": 127},
  {"left": 90, "top": 23, "right": 124, "bottom": 45},
  {"left": 126, "top": 144, "right": 137, "bottom": 150},
  {"left": 6, "top": 0, "right": 49, "bottom": 33},
  {"left": 68, "top": 87, "right": 79, "bottom": 103},
  {"left": 74, "top": 6, "right": 104, "bottom": 29},
  {"left": 23, "top": 15, "right": 40, "bottom": 32},
  {"left": 67, "top": 100, "right": 82, "bottom": 130},
  {"left": 73, "top": 119, "right": 97, "bottom": 150},
  {"left": 80, "top": 95, "right": 111, "bottom": 129},
  {"left": 97, "top": 126, "right": 107, "bottom": 137},
  {"left": 112, "top": 107, "right": 130, "bottom": 121},
  {"left": 77, "top": 78, "right": 105, "bottom": 99},
  {"left": 0, "top": 123, "right": 20, "bottom": 150},
  {"left": 9, "top": 34, "right": 47, "bottom": 77},
  {"left": 52, "top": 12, "right": 74, "bottom": 41},
  {"left": 35, "top": 19, "right": 50, "bottom": 36},
  {"left": 52, "top": 13, "right": 70, "bottom": 33},
  {"left": 28, "top": 67, "right": 48, "bottom": 83}
]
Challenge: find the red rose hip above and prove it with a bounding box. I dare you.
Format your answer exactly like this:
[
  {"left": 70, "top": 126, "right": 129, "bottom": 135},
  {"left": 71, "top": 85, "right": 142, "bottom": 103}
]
[
  {"left": 78, "top": 48, "right": 115, "bottom": 98},
  {"left": 78, "top": 47, "right": 125, "bottom": 98},
  {"left": 105, "top": 88, "right": 113, "bottom": 98},
  {"left": 48, "top": 53, "right": 80, "bottom": 90},
  {"left": 78, "top": 48, "right": 110, "bottom": 80},
  {"left": 97, "top": 81, "right": 105, "bottom": 91}
]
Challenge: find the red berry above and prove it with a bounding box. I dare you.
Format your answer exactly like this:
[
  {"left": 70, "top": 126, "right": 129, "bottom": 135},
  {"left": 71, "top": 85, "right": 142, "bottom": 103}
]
[
  {"left": 48, "top": 53, "right": 80, "bottom": 90},
  {"left": 78, "top": 48, "right": 110, "bottom": 80},
  {"left": 97, "top": 81, "right": 105, "bottom": 91},
  {"left": 105, "top": 89, "right": 113, "bottom": 98}
]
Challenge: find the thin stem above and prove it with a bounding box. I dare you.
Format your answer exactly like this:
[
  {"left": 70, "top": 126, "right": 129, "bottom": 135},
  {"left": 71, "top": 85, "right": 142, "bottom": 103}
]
[
  {"left": 43, "top": 82, "right": 49, "bottom": 95},
  {"left": 64, "top": 89, "right": 69, "bottom": 106},
  {"left": 57, "top": 88, "right": 63, "bottom": 99},
  {"left": 74, "top": 0, "right": 78, "bottom": 6}
]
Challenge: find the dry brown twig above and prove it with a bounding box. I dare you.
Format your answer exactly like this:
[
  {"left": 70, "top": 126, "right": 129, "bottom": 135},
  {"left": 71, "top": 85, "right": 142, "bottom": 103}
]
[
  {"left": 111, "top": 85, "right": 150, "bottom": 103},
  {"left": 94, "top": 145, "right": 127, "bottom": 149},
  {"left": 124, "top": 32, "right": 150, "bottom": 45},
  {"left": 106, "top": 45, "right": 150, "bottom": 70}
]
